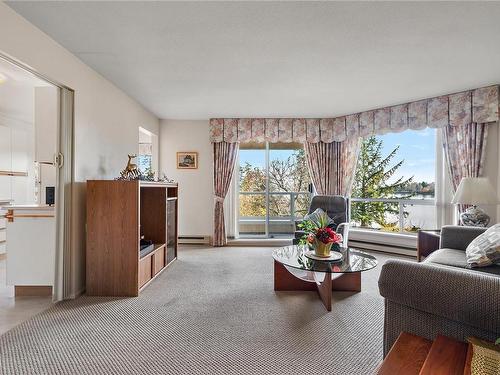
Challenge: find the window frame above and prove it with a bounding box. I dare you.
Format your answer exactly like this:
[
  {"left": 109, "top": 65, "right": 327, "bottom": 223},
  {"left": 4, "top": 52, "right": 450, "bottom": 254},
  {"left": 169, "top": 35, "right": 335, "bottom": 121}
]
[{"left": 236, "top": 142, "right": 312, "bottom": 239}]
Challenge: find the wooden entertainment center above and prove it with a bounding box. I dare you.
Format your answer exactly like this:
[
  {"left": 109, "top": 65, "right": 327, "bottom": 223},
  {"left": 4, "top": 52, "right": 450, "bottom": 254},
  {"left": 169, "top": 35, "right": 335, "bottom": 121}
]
[{"left": 86, "top": 180, "right": 178, "bottom": 296}]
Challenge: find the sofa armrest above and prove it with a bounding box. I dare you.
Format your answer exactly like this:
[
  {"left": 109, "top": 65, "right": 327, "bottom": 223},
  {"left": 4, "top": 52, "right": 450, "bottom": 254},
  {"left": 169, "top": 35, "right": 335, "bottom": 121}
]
[
  {"left": 440, "top": 225, "right": 487, "bottom": 251},
  {"left": 378, "top": 260, "right": 500, "bottom": 334}
]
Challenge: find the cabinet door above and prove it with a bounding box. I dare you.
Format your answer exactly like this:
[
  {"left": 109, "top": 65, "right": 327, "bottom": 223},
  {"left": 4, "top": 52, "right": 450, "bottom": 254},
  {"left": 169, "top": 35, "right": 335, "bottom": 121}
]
[
  {"left": 11, "top": 176, "right": 30, "bottom": 204},
  {"left": 0, "top": 176, "right": 11, "bottom": 201},
  {"left": 11, "top": 128, "right": 30, "bottom": 173},
  {"left": 0, "top": 125, "right": 11, "bottom": 171},
  {"left": 153, "top": 247, "right": 165, "bottom": 275},
  {"left": 139, "top": 256, "right": 152, "bottom": 288},
  {"left": 166, "top": 199, "right": 177, "bottom": 264}
]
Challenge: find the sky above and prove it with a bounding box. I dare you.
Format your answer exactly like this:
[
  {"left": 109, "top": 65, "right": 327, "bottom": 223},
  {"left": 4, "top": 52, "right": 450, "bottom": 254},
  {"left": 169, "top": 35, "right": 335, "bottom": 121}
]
[{"left": 239, "top": 128, "right": 436, "bottom": 183}]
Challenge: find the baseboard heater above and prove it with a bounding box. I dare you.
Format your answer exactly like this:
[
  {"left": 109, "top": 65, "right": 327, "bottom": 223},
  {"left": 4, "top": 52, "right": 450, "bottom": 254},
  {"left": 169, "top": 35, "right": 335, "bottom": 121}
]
[
  {"left": 348, "top": 239, "right": 417, "bottom": 257},
  {"left": 178, "top": 235, "right": 211, "bottom": 245}
]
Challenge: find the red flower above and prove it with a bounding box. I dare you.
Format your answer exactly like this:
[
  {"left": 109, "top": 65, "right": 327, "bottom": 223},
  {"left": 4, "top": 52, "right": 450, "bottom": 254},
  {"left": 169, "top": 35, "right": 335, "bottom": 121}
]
[{"left": 311, "top": 227, "right": 342, "bottom": 244}]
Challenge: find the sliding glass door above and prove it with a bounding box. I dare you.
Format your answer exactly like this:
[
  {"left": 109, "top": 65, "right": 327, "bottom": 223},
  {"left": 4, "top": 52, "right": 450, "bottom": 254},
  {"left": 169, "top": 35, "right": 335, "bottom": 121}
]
[{"left": 238, "top": 142, "right": 311, "bottom": 238}]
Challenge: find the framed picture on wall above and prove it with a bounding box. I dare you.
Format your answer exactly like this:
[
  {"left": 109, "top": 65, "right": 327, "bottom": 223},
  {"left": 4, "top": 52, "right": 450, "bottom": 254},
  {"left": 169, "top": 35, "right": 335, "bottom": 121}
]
[{"left": 176, "top": 152, "right": 198, "bottom": 169}]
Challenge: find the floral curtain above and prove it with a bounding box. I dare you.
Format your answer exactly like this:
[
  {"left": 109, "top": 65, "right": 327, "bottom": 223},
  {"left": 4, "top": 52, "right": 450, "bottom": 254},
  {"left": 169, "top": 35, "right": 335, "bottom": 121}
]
[
  {"left": 209, "top": 85, "right": 498, "bottom": 143},
  {"left": 304, "top": 138, "right": 360, "bottom": 196},
  {"left": 213, "top": 142, "right": 239, "bottom": 247},
  {"left": 442, "top": 122, "right": 489, "bottom": 213}
]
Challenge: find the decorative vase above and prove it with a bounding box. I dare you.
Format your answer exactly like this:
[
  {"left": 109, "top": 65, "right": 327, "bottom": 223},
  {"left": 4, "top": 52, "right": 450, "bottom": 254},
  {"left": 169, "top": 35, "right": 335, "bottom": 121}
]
[{"left": 313, "top": 239, "right": 333, "bottom": 258}]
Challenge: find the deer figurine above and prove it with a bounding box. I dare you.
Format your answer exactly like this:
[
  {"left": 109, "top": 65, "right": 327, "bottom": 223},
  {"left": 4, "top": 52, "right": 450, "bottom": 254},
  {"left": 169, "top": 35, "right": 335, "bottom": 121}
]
[{"left": 120, "top": 154, "right": 140, "bottom": 179}]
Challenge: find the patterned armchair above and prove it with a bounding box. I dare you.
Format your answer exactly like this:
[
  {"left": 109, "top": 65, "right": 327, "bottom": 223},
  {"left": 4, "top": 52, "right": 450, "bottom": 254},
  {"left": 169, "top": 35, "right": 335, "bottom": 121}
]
[{"left": 293, "top": 195, "right": 350, "bottom": 245}]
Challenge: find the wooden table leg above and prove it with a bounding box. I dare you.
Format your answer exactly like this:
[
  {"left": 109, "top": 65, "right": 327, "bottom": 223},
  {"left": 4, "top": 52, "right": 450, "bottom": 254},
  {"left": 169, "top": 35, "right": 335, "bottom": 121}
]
[
  {"left": 315, "top": 272, "right": 332, "bottom": 311},
  {"left": 274, "top": 260, "right": 316, "bottom": 291},
  {"left": 332, "top": 272, "right": 361, "bottom": 292},
  {"left": 274, "top": 261, "right": 362, "bottom": 311}
]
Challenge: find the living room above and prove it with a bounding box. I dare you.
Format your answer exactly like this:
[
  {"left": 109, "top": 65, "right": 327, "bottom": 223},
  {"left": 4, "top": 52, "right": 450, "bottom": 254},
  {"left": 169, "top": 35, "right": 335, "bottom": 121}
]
[{"left": 0, "top": 2, "right": 499, "bottom": 374}]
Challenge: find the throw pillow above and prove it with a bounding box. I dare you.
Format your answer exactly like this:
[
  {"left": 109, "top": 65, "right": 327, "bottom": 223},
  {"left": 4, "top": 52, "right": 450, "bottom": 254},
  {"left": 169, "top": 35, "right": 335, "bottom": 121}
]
[
  {"left": 465, "top": 223, "right": 500, "bottom": 267},
  {"left": 304, "top": 208, "right": 335, "bottom": 228}
]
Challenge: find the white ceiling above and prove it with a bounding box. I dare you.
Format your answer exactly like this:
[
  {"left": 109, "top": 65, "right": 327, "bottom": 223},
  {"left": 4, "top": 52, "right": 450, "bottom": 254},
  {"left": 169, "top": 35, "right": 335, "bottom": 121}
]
[{"left": 7, "top": 1, "right": 500, "bottom": 120}]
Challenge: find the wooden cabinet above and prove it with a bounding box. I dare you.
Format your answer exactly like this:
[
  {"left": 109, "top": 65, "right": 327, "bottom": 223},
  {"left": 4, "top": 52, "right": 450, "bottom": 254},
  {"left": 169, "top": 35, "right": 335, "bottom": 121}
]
[
  {"left": 86, "top": 180, "right": 178, "bottom": 296},
  {"left": 153, "top": 245, "right": 166, "bottom": 275},
  {"left": 139, "top": 255, "right": 152, "bottom": 288}
]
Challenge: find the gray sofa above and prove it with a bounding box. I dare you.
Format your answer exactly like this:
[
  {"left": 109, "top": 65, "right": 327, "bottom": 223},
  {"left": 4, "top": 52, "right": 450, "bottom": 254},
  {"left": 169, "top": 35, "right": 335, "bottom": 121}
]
[{"left": 378, "top": 225, "right": 500, "bottom": 356}]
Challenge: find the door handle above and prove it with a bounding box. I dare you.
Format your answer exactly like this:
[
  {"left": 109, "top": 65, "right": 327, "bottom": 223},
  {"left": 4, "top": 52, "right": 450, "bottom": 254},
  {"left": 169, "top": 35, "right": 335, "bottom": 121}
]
[{"left": 54, "top": 153, "right": 64, "bottom": 168}]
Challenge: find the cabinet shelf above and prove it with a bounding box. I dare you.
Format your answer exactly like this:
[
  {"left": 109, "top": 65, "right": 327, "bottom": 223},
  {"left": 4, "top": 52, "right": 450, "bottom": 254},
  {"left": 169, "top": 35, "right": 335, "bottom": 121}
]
[{"left": 139, "top": 243, "right": 165, "bottom": 259}]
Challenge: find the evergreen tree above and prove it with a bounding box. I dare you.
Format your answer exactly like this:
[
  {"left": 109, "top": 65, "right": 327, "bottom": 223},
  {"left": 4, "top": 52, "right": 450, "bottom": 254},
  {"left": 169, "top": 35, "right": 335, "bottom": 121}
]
[{"left": 352, "top": 136, "right": 413, "bottom": 228}]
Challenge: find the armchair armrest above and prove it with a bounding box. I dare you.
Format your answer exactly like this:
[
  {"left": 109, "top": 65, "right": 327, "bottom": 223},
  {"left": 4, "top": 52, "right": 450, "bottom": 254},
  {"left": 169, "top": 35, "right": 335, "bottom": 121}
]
[
  {"left": 378, "top": 260, "right": 500, "bottom": 334},
  {"left": 336, "top": 222, "right": 349, "bottom": 246},
  {"left": 440, "top": 225, "right": 486, "bottom": 251}
]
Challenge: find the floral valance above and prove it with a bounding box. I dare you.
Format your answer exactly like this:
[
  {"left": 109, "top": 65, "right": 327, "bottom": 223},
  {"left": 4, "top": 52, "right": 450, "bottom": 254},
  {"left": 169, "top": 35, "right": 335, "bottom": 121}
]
[{"left": 209, "top": 85, "right": 499, "bottom": 143}]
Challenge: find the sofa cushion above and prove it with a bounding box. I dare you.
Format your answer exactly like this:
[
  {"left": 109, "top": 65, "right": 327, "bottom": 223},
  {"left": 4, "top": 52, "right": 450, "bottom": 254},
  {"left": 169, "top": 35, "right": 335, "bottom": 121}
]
[
  {"left": 424, "top": 248, "right": 500, "bottom": 276},
  {"left": 424, "top": 248, "right": 468, "bottom": 268}
]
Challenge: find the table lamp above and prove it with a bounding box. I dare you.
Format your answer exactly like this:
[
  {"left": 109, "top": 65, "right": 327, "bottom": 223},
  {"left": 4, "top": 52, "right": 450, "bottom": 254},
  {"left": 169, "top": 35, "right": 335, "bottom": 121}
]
[{"left": 451, "top": 177, "right": 498, "bottom": 227}]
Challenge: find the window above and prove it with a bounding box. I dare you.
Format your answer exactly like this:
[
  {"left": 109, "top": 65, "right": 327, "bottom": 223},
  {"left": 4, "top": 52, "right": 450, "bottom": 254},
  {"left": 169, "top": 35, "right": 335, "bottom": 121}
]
[
  {"left": 138, "top": 126, "right": 155, "bottom": 175},
  {"left": 238, "top": 142, "right": 312, "bottom": 238},
  {"left": 350, "top": 128, "right": 437, "bottom": 233},
  {"left": 138, "top": 143, "right": 152, "bottom": 174}
]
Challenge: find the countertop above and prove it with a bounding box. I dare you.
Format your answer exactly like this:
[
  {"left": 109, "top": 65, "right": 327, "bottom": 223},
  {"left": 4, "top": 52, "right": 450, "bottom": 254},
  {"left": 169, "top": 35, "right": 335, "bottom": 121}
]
[{"left": 5, "top": 205, "right": 55, "bottom": 211}]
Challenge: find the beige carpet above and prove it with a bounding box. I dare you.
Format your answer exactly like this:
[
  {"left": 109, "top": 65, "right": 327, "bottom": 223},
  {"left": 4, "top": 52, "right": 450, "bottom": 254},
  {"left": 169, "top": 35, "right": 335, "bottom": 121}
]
[{"left": 0, "top": 246, "right": 408, "bottom": 375}]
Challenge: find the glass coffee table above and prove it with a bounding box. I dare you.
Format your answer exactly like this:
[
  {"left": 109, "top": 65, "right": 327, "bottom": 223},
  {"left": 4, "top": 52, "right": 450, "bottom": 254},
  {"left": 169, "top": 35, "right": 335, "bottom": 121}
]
[{"left": 272, "top": 245, "right": 377, "bottom": 311}]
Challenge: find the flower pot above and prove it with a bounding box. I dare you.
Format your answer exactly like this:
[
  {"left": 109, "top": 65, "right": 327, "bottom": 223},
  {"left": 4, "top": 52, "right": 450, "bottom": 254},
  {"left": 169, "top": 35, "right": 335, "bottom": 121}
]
[{"left": 313, "top": 240, "right": 333, "bottom": 258}]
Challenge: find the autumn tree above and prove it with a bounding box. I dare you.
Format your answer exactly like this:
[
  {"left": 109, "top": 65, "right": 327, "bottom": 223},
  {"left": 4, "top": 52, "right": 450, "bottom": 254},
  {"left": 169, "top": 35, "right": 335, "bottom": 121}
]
[{"left": 239, "top": 149, "right": 311, "bottom": 218}]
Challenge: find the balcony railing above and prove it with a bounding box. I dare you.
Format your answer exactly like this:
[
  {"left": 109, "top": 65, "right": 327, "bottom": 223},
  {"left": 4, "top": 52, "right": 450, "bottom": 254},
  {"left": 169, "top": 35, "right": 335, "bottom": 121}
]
[
  {"left": 350, "top": 197, "right": 436, "bottom": 233},
  {"left": 237, "top": 193, "right": 436, "bottom": 236},
  {"left": 238, "top": 191, "right": 311, "bottom": 236}
]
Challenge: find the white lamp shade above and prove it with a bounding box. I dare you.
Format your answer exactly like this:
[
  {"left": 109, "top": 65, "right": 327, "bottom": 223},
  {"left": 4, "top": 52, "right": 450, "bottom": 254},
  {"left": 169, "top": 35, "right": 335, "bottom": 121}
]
[{"left": 451, "top": 177, "right": 499, "bottom": 205}]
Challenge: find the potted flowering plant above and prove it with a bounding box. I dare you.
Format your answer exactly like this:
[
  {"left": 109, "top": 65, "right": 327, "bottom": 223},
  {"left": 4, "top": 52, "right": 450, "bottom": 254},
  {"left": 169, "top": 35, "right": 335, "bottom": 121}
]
[{"left": 298, "top": 211, "right": 343, "bottom": 257}]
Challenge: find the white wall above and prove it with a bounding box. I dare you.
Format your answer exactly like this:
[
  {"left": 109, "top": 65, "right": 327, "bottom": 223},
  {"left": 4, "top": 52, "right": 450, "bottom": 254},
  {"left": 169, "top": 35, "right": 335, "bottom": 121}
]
[
  {"left": 0, "top": 3, "right": 160, "bottom": 296},
  {"left": 159, "top": 120, "right": 213, "bottom": 237}
]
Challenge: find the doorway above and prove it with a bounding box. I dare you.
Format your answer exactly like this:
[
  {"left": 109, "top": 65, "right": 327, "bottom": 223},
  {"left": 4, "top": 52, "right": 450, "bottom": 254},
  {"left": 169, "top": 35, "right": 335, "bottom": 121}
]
[{"left": 0, "top": 53, "right": 74, "bottom": 334}]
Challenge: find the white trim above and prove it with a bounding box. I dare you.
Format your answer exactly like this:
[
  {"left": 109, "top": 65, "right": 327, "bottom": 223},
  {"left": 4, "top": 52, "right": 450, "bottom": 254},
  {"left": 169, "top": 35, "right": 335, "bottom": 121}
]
[
  {"left": 227, "top": 238, "right": 292, "bottom": 247},
  {"left": 53, "top": 87, "right": 74, "bottom": 302},
  {"left": 349, "top": 228, "right": 417, "bottom": 249},
  {"left": 349, "top": 240, "right": 417, "bottom": 257},
  {"left": 435, "top": 129, "right": 456, "bottom": 226}
]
